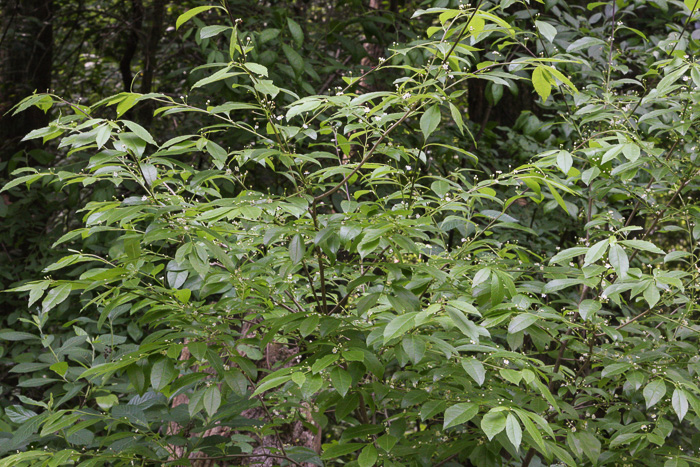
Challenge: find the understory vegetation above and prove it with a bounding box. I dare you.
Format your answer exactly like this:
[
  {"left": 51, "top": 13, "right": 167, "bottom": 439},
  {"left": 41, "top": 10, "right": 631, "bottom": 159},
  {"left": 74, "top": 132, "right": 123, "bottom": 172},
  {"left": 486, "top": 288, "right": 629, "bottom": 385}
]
[{"left": 1, "top": 0, "right": 700, "bottom": 465}]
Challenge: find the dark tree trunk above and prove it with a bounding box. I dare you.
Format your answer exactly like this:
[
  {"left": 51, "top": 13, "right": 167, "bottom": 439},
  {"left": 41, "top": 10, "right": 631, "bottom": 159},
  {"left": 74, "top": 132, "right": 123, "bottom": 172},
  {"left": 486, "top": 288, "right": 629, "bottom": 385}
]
[
  {"left": 119, "top": 0, "right": 143, "bottom": 92},
  {"left": 0, "top": 0, "right": 53, "bottom": 162},
  {"left": 137, "top": 0, "right": 166, "bottom": 125}
]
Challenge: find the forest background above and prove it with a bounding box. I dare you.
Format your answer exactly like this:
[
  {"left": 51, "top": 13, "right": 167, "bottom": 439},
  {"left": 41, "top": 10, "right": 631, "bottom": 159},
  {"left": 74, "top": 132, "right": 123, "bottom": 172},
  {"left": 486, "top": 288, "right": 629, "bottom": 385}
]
[{"left": 1, "top": 0, "right": 700, "bottom": 466}]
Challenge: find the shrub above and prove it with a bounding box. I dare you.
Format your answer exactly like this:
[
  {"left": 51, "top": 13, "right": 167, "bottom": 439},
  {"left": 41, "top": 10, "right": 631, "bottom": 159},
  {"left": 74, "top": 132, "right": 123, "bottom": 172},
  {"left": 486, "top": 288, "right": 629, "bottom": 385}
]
[{"left": 2, "top": 1, "right": 700, "bottom": 466}]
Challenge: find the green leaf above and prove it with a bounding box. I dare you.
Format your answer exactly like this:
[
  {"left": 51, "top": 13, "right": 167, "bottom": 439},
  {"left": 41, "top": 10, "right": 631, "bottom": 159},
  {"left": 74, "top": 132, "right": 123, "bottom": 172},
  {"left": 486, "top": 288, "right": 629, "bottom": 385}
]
[
  {"left": 578, "top": 300, "right": 601, "bottom": 321},
  {"left": 358, "top": 444, "right": 378, "bottom": 467},
  {"left": 505, "top": 413, "right": 522, "bottom": 450},
  {"left": 291, "top": 371, "right": 306, "bottom": 387},
  {"left": 42, "top": 284, "right": 71, "bottom": 313},
  {"left": 532, "top": 66, "right": 551, "bottom": 102},
  {"left": 462, "top": 358, "right": 486, "bottom": 386},
  {"left": 95, "top": 394, "right": 118, "bottom": 410},
  {"left": 481, "top": 410, "right": 507, "bottom": 440},
  {"left": 330, "top": 367, "right": 352, "bottom": 397},
  {"left": 50, "top": 361, "right": 68, "bottom": 378},
  {"left": 96, "top": 124, "right": 111, "bottom": 149},
  {"left": 321, "top": 443, "right": 364, "bottom": 460},
  {"left": 342, "top": 349, "right": 364, "bottom": 362},
  {"left": 244, "top": 63, "right": 268, "bottom": 77},
  {"left": 672, "top": 389, "right": 689, "bottom": 421},
  {"left": 6, "top": 405, "right": 38, "bottom": 423},
  {"left": 203, "top": 386, "right": 221, "bottom": 417},
  {"left": 608, "top": 244, "right": 629, "bottom": 278},
  {"left": 514, "top": 409, "right": 548, "bottom": 454},
  {"left": 665, "top": 459, "right": 690, "bottom": 467},
  {"left": 150, "top": 357, "right": 177, "bottom": 391},
  {"left": 535, "top": 21, "right": 557, "bottom": 43},
  {"left": 584, "top": 238, "right": 610, "bottom": 265},
  {"left": 311, "top": 354, "right": 339, "bottom": 373},
  {"left": 443, "top": 402, "right": 478, "bottom": 429},
  {"left": 383, "top": 313, "right": 416, "bottom": 343},
  {"left": 176, "top": 6, "right": 220, "bottom": 30},
  {"left": 287, "top": 18, "right": 304, "bottom": 47},
  {"left": 508, "top": 313, "right": 539, "bottom": 334},
  {"left": 289, "top": 234, "right": 305, "bottom": 264},
  {"left": 282, "top": 44, "right": 304, "bottom": 73},
  {"left": 550, "top": 247, "right": 588, "bottom": 264},
  {"left": 402, "top": 335, "right": 426, "bottom": 364},
  {"left": 122, "top": 120, "right": 156, "bottom": 145},
  {"left": 420, "top": 104, "right": 441, "bottom": 139},
  {"left": 199, "top": 25, "right": 230, "bottom": 40},
  {"left": 252, "top": 371, "right": 292, "bottom": 396},
  {"left": 643, "top": 283, "right": 660, "bottom": 308},
  {"left": 643, "top": 379, "right": 666, "bottom": 408},
  {"left": 375, "top": 434, "right": 398, "bottom": 452},
  {"left": 601, "top": 144, "right": 624, "bottom": 164},
  {"left": 0, "top": 330, "right": 39, "bottom": 341},
  {"left": 420, "top": 400, "right": 446, "bottom": 421},
  {"left": 601, "top": 363, "right": 631, "bottom": 378},
  {"left": 254, "top": 80, "right": 280, "bottom": 98},
  {"left": 620, "top": 240, "right": 665, "bottom": 254},
  {"left": 657, "top": 65, "right": 689, "bottom": 91},
  {"left": 41, "top": 412, "right": 81, "bottom": 437},
  {"left": 610, "top": 432, "right": 642, "bottom": 448},
  {"left": 446, "top": 307, "right": 479, "bottom": 341},
  {"left": 556, "top": 150, "right": 573, "bottom": 175}
]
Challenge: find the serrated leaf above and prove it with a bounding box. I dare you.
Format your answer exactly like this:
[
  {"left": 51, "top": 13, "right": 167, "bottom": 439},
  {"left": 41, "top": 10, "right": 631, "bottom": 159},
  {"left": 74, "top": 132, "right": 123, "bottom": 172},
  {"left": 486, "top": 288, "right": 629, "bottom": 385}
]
[
  {"left": 420, "top": 104, "right": 441, "bottom": 139},
  {"left": 508, "top": 313, "right": 539, "bottom": 334},
  {"left": 532, "top": 66, "right": 551, "bottom": 102},
  {"left": 402, "top": 335, "right": 426, "bottom": 364},
  {"left": 203, "top": 386, "right": 221, "bottom": 417},
  {"left": 287, "top": 18, "right": 304, "bottom": 47},
  {"left": 176, "top": 6, "right": 219, "bottom": 30},
  {"left": 42, "top": 284, "right": 71, "bottom": 313},
  {"left": 420, "top": 400, "right": 446, "bottom": 421},
  {"left": 358, "top": 444, "right": 378, "bottom": 467},
  {"left": 330, "top": 367, "right": 352, "bottom": 397},
  {"left": 321, "top": 443, "right": 364, "bottom": 460},
  {"left": 462, "top": 358, "right": 486, "bottom": 386},
  {"left": 535, "top": 20, "right": 558, "bottom": 43},
  {"left": 311, "top": 354, "right": 338, "bottom": 373},
  {"left": 50, "top": 361, "right": 68, "bottom": 377},
  {"left": 252, "top": 372, "right": 292, "bottom": 396},
  {"left": 6, "top": 405, "right": 38, "bottom": 423},
  {"left": 556, "top": 150, "right": 573, "bottom": 175},
  {"left": 150, "top": 357, "right": 177, "bottom": 391},
  {"left": 620, "top": 240, "right": 665, "bottom": 254},
  {"left": 643, "top": 379, "right": 666, "bottom": 408},
  {"left": 608, "top": 244, "right": 629, "bottom": 278},
  {"left": 672, "top": 389, "right": 689, "bottom": 421},
  {"left": 289, "top": 234, "right": 305, "bottom": 264},
  {"left": 643, "top": 282, "right": 660, "bottom": 308},
  {"left": 550, "top": 247, "right": 588, "bottom": 264},
  {"left": 443, "top": 402, "right": 478, "bottom": 429},
  {"left": 578, "top": 299, "right": 601, "bottom": 321},
  {"left": 199, "top": 25, "right": 230, "bottom": 39},
  {"left": 584, "top": 238, "right": 610, "bottom": 265},
  {"left": 481, "top": 410, "right": 507, "bottom": 440},
  {"left": 383, "top": 313, "right": 416, "bottom": 343},
  {"left": 505, "top": 413, "right": 522, "bottom": 450},
  {"left": 122, "top": 120, "right": 156, "bottom": 145}
]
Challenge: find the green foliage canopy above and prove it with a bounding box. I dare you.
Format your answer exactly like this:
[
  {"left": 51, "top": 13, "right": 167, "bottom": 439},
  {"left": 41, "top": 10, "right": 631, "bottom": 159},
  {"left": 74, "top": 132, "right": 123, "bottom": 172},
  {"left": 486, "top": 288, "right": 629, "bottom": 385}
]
[{"left": 2, "top": 0, "right": 700, "bottom": 466}]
